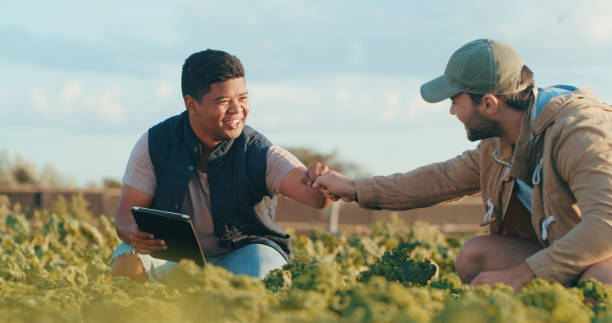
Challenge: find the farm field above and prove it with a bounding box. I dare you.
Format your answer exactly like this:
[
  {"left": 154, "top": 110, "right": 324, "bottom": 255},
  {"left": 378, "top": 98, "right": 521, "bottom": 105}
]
[{"left": 1, "top": 194, "right": 611, "bottom": 323}]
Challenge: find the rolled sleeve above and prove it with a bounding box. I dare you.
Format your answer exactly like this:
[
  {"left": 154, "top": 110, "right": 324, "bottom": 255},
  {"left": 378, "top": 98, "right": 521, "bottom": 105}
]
[
  {"left": 265, "top": 145, "right": 305, "bottom": 196},
  {"left": 122, "top": 132, "right": 157, "bottom": 196}
]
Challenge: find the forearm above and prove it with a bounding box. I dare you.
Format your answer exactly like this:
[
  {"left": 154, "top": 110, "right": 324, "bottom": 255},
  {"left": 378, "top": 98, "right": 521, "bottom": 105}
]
[
  {"left": 115, "top": 209, "right": 136, "bottom": 244},
  {"left": 355, "top": 151, "right": 481, "bottom": 210},
  {"left": 280, "top": 167, "right": 333, "bottom": 209},
  {"left": 113, "top": 184, "right": 154, "bottom": 244},
  {"left": 292, "top": 183, "right": 333, "bottom": 209},
  {"left": 307, "top": 191, "right": 333, "bottom": 209}
]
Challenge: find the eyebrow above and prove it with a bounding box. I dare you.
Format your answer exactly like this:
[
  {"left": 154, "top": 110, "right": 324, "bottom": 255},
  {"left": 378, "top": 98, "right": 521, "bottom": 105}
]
[{"left": 213, "top": 92, "right": 249, "bottom": 101}]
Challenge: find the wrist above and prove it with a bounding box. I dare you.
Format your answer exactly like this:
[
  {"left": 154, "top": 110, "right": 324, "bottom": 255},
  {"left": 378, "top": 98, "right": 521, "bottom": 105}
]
[
  {"left": 348, "top": 179, "right": 357, "bottom": 201},
  {"left": 514, "top": 262, "right": 535, "bottom": 283},
  {"left": 119, "top": 223, "right": 137, "bottom": 243}
]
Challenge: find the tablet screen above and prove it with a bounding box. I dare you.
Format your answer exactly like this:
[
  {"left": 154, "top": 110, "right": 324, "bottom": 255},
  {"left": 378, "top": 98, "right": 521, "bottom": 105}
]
[{"left": 131, "top": 207, "right": 206, "bottom": 266}]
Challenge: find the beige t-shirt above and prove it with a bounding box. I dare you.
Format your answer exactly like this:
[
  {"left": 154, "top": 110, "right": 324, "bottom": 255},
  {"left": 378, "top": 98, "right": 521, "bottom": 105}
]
[{"left": 123, "top": 132, "right": 304, "bottom": 256}]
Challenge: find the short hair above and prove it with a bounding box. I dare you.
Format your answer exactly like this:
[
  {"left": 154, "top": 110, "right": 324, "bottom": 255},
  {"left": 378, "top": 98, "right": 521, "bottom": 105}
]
[
  {"left": 181, "top": 49, "right": 245, "bottom": 102},
  {"left": 468, "top": 65, "right": 535, "bottom": 111}
]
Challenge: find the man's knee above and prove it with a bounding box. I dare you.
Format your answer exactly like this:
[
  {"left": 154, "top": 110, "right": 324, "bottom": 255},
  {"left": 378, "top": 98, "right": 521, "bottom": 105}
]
[
  {"left": 580, "top": 256, "right": 612, "bottom": 286},
  {"left": 111, "top": 254, "right": 149, "bottom": 283},
  {"left": 456, "top": 235, "right": 489, "bottom": 283},
  {"left": 455, "top": 235, "right": 542, "bottom": 283}
]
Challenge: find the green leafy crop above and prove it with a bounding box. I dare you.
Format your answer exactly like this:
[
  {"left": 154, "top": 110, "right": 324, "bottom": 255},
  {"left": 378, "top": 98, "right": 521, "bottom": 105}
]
[{"left": 0, "top": 195, "right": 607, "bottom": 323}]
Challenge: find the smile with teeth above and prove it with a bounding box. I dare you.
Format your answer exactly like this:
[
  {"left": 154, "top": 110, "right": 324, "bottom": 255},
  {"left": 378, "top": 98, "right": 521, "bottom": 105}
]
[{"left": 223, "top": 118, "right": 242, "bottom": 129}]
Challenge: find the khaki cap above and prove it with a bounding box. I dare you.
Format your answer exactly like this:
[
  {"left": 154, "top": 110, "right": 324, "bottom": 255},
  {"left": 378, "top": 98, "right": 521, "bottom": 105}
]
[{"left": 420, "top": 39, "right": 528, "bottom": 103}]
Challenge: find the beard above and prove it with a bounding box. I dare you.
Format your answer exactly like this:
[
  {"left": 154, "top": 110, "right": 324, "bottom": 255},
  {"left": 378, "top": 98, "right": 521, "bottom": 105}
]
[{"left": 465, "top": 110, "right": 502, "bottom": 142}]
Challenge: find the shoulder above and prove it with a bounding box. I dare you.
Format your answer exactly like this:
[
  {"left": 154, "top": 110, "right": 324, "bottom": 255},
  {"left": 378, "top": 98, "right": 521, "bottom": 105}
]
[
  {"left": 544, "top": 92, "right": 612, "bottom": 166},
  {"left": 548, "top": 94, "right": 611, "bottom": 137},
  {"left": 147, "top": 111, "right": 189, "bottom": 171},
  {"left": 133, "top": 131, "right": 149, "bottom": 153},
  {"left": 149, "top": 112, "right": 186, "bottom": 137},
  {"left": 148, "top": 111, "right": 190, "bottom": 154},
  {"left": 239, "top": 127, "right": 273, "bottom": 176},
  {"left": 241, "top": 125, "right": 273, "bottom": 152}
]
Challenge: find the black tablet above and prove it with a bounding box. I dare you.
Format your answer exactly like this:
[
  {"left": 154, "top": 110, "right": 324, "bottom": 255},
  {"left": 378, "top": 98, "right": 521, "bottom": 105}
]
[{"left": 131, "top": 206, "right": 206, "bottom": 266}]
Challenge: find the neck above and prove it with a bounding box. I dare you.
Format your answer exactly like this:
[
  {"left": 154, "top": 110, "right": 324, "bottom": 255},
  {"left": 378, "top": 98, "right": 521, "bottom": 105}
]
[
  {"left": 499, "top": 108, "right": 525, "bottom": 145},
  {"left": 188, "top": 114, "right": 222, "bottom": 151}
]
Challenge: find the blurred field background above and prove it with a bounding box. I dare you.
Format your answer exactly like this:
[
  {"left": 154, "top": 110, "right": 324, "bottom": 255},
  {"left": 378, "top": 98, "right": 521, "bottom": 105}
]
[
  {"left": 0, "top": 149, "right": 485, "bottom": 237},
  {"left": 0, "top": 187, "right": 484, "bottom": 236}
]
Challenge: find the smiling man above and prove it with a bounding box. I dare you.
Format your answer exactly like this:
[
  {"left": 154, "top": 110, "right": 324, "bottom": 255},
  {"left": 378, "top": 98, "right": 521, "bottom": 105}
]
[
  {"left": 310, "top": 39, "right": 612, "bottom": 291},
  {"left": 111, "top": 49, "right": 331, "bottom": 282}
]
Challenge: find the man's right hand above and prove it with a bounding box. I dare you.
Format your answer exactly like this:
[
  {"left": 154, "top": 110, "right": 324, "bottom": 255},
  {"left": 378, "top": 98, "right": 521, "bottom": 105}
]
[
  {"left": 302, "top": 162, "right": 329, "bottom": 186},
  {"left": 115, "top": 184, "right": 165, "bottom": 254},
  {"left": 125, "top": 223, "right": 167, "bottom": 255},
  {"left": 313, "top": 171, "right": 357, "bottom": 202}
]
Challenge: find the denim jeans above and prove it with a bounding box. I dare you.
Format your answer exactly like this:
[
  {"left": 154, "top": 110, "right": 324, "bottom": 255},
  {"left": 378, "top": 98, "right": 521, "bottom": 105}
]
[{"left": 111, "top": 242, "right": 287, "bottom": 282}]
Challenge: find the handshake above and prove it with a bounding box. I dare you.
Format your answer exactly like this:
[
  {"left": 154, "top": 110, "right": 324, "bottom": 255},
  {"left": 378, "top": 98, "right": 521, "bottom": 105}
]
[{"left": 300, "top": 162, "right": 358, "bottom": 202}]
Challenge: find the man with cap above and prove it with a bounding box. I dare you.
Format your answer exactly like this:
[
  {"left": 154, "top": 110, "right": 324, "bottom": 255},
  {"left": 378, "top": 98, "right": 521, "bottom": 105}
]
[{"left": 308, "top": 39, "right": 612, "bottom": 291}]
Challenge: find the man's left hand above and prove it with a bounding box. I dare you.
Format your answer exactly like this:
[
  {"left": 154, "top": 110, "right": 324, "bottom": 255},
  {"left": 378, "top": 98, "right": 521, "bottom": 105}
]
[
  {"left": 470, "top": 262, "right": 535, "bottom": 292},
  {"left": 302, "top": 162, "right": 329, "bottom": 186}
]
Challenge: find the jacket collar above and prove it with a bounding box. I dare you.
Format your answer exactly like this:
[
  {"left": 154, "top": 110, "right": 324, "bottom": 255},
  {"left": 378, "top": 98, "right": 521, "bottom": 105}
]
[
  {"left": 509, "top": 87, "right": 608, "bottom": 182},
  {"left": 181, "top": 110, "right": 239, "bottom": 167},
  {"left": 533, "top": 88, "right": 606, "bottom": 135}
]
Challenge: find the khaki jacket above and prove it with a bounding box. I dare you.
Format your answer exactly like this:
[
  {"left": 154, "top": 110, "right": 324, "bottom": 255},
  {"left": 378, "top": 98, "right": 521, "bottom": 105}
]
[{"left": 355, "top": 88, "right": 612, "bottom": 284}]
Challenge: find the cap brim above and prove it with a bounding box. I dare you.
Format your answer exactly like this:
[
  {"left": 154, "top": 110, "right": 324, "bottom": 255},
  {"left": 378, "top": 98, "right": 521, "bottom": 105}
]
[{"left": 420, "top": 75, "right": 461, "bottom": 103}]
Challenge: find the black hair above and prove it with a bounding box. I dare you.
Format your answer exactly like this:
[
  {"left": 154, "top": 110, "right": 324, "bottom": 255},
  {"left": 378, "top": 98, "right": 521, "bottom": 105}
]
[{"left": 181, "top": 49, "right": 245, "bottom": 102}]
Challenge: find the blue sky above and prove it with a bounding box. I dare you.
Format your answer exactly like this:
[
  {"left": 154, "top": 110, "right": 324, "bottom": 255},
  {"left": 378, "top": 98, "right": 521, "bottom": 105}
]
[{"left": 2, "top": 1, "right": 612, "bottom": 185}]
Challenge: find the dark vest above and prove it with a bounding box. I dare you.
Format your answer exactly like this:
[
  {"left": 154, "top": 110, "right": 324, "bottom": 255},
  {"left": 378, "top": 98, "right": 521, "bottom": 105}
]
[{"left": 148, "top": 111, "right": 290, "bottom": 261}]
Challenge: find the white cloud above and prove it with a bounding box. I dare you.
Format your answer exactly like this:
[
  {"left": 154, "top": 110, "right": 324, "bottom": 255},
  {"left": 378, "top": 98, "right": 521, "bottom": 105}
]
[
  {"left": 155, "top": 82, "right": 174, "bottom": 102},
  {"left": 60, "top": 81, "right": 83, "bottom": 104},
  {"left": 94, "top": 87, "right": 125, "bottom": 125},
  {"left": 584, "top": 13, "right": 612, "bottom": 42},
  {"left": 30, "top": 88, "right": 49, "bottom": 111},
  {"left": 26, "top": 82, "right": 130, "bottom": 126},
  {"left": 30, "top": 82, "right": 83, "bottom": 115},
  {"left": 336, "top": 89, "right": 349, "bottom": 103},
  {"left": 248, "top": 74, "right": 443, "bottom": 132},
  {"left": 405, "top": 95, "right": 447, "bottom": 120},
  {"left": 250, "top": 83, "right": 321, "bottom": 105},
  {"left": 380, "top": 91, "right": 400, "bottom": 124},
  {"left": 264, "top": 115, "right": 278, "bottom": 126},
  {"left": 494, "top": 0, "right": 612, "bottom": 47}
]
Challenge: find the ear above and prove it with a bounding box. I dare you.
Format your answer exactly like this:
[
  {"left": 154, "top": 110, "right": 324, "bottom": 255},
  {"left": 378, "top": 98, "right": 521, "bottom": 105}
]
[
  {"left": 184, "top": 95, "right": 197, "bottom": 114},
  {"left": 480, "top": 94, "right": 500, "bottom": 117}
]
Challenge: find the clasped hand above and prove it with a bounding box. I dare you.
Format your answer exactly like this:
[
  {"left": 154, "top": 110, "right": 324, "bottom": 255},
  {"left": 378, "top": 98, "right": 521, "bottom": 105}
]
[{"left": 301, "top": 162, "right": 357, "bottom": 202}]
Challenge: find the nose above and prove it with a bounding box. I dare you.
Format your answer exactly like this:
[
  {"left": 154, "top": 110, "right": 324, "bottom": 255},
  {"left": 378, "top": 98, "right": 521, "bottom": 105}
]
[{"left": 227, "top": 100, "right": 241, "bottom": 114}]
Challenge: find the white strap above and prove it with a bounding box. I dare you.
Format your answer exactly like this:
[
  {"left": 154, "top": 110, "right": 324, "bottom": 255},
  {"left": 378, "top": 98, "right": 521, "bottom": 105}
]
[
  {"left": 482, "top": 198, "right": 494, "bottom": 225},
  {"left": 532, "top": 158, "right": 543, "bottom": 185},
  {"left": 541, "top": 215, "right": 555, "bottom": 240}
]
